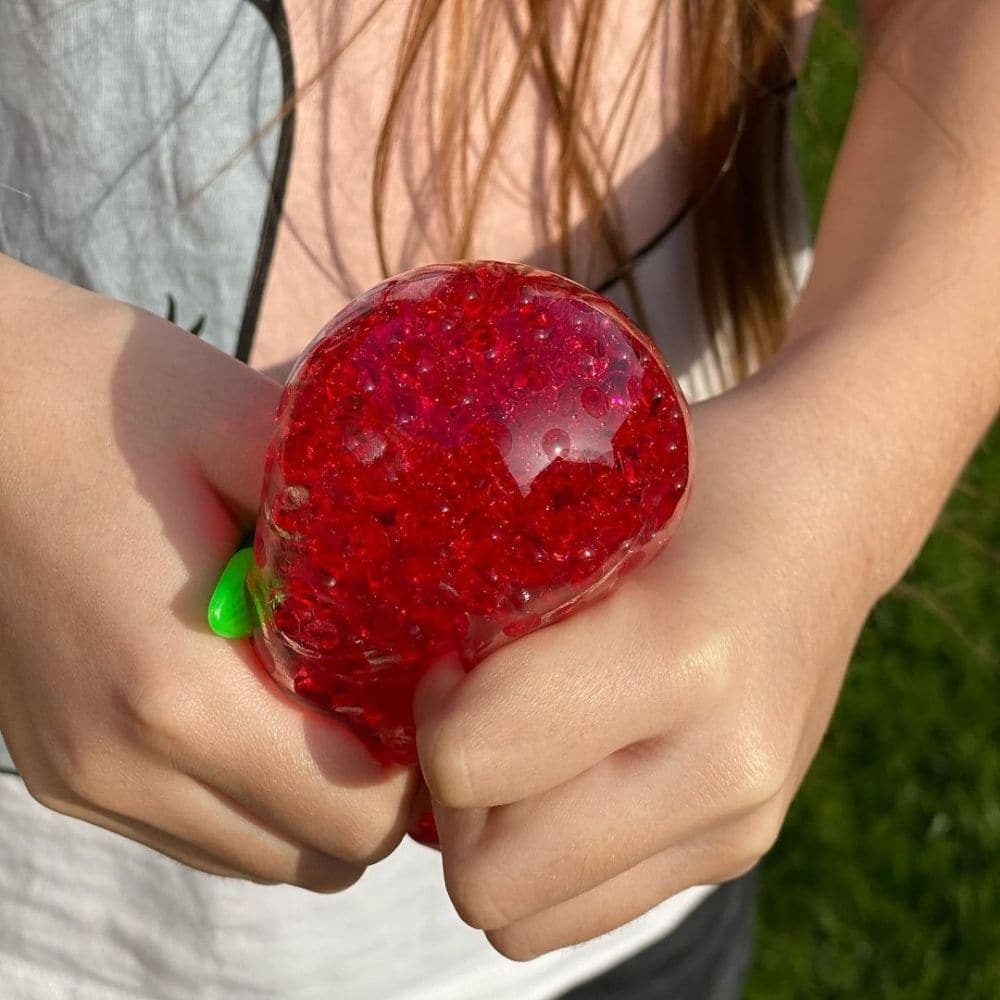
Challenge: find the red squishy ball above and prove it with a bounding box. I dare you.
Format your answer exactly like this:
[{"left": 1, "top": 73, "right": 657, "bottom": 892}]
[{"left": 247, "top": 261, "right": 692, "bottom": 766}]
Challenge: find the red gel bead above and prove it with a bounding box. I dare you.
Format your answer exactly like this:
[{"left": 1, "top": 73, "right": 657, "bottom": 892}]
[
  {"left": 581, "top": 385, "right": 610, "bottom": 419},
  {"left": 247, "top": 261, "right": 691, "bottom": 766}
]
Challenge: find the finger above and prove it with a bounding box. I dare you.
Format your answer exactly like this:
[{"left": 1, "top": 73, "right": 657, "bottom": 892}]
[
  {"left": 153, "top": 633, "right": 420, "bottom": 866},
  {"left": 46, "top": 783, "right": 364, "bottom": 892},
  {"left": 417, "top": 558, "right": 732, "bottom": 809},
  {"left": 176, "top": 776, "right": 369, "bottom": 890},
  {"left": 431, "top": 728, "right": 780, "bottom": 929},
  {"left": 482, "top": 831, "right": 763, "bottom": 962},
  {"left": 70, "top": 800, "right": 268, "bottom": 881},
  {"left": 177, "top": 333, "right": 284, "bottom": 526}
]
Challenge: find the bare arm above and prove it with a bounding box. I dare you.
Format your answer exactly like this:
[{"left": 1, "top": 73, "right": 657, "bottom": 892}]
[
  {"left": 767, "top": 0, "right": 1000, "bottom": 594},
  {"left": 411, "top": 2, "right": 1000, "bottom": 958}
]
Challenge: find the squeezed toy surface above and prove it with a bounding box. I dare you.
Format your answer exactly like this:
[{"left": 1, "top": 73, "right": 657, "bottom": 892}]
[{"left": 248, "top": 261, "right": 691, "bottom": 765}]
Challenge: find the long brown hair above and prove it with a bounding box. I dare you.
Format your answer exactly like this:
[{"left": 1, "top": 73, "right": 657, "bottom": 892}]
[{"left": 367, "top": 0, "right": 797, "bottom": 382}]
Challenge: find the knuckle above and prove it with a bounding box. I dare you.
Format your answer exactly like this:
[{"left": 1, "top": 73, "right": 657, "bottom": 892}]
[
  {"left": 721, "top": 812, "right": 783, "bottom": 877},
  {"left": 346, "top": 836, "right": 394, "bottom": 867},
  {"left": 59, "top": 759, "right": 102, "bottom": 804},
  {"left": 292, "top": 856, "right": 366, "bottom": 894},
  {"left": 486, "top": 926, "right": 543, "bottom": 963},
  {"left": 12, "top": 749, "right": 70, "bottom": 811},
  {"left": 742, "top": 817, "right": 782, "bottom": 864},
  {"left": 686, "top": 638, "right": 734, "bottom": 711},
  {"left": 335, "top": 809, "right": 409, "bottom": 867},
  {"left": 116, "top": 674, "right": 192, "bottom": 759},
  {"left": 23, "top": 778, "right": 69, "bottom": 814},
  {"left": 443, "top": 857, "right": 513, "bottom": 931},
  {"left": 716, "top": 853, "right": 759, "bottom": 884},
  {"left": 46, "top": 739, "right": 121, "bottom": 811},
  {"left": 724, "top": 726, "right": 788, "bottom": 812},
  {"left": 669, "top": 629, "right": 738, "bottom": 725},
  {"left": 334, "top": 836, "right": 381, "bottom": 868}
]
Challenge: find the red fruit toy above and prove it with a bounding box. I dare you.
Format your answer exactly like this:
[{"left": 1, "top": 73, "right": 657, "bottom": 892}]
[{"left": 234, "top": 261, "right": 691, "bottom": 766}]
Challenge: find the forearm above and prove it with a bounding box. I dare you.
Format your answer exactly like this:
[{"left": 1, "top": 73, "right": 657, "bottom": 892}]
[{"left": 757, "top": 0, "right": 1000, "bottom": 597}]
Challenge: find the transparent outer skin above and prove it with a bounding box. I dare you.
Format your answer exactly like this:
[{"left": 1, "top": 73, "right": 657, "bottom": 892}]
[{"left": 247, "top": 261, "right": 692, "bottom": 765}]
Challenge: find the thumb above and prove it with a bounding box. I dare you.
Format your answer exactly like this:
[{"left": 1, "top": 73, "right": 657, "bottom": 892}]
[
  {"left": 414, "top": 656, "right": 468, "bottom": 774},
  {"left": 187, "top": 348, "right": 283, "bottom": 530}
]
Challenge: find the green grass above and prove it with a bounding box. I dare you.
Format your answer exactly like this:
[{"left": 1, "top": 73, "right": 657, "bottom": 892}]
[{"left": 746, "top": 4, "right": 1000, "bottom": 997}]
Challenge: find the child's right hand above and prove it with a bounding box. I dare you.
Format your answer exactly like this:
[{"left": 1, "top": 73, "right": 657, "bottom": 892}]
[{"left": 0, "top": 256, "right": 419, "bottom": 890}]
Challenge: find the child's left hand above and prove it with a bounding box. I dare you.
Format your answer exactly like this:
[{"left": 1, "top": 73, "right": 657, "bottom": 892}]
[{"left": 413, "top": 372, "right": 884, "bottom": 960}]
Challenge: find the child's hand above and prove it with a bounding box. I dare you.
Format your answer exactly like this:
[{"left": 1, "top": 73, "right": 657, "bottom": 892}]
[
  {"left": 0, "top": 257, "right": 418, "bottom": 890},
  {"left": 414, "top": 374, "right": 883, "bottom": 959}
]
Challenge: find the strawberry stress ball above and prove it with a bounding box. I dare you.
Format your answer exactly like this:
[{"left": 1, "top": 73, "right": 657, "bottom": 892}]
[{"left": 209, "top": 261, "right": 692, "bottom": 766}]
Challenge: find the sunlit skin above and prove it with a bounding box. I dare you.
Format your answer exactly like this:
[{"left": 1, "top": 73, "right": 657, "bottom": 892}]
[{"left": 0, "top": 0, "right": 997, "bottom": 963}]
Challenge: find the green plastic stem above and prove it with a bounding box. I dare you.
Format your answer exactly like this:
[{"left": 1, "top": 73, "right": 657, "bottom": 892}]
[{"left": 207, "top": 547, "right": 257, "bottom": 639}]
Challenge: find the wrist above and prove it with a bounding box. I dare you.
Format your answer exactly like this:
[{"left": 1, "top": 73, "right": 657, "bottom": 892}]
[
  {"left": 690, "top": 382, "right": 885, "bottom": 616},
  {"left": 749, "top": 318, "right": 995, "bottom": 599}
]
